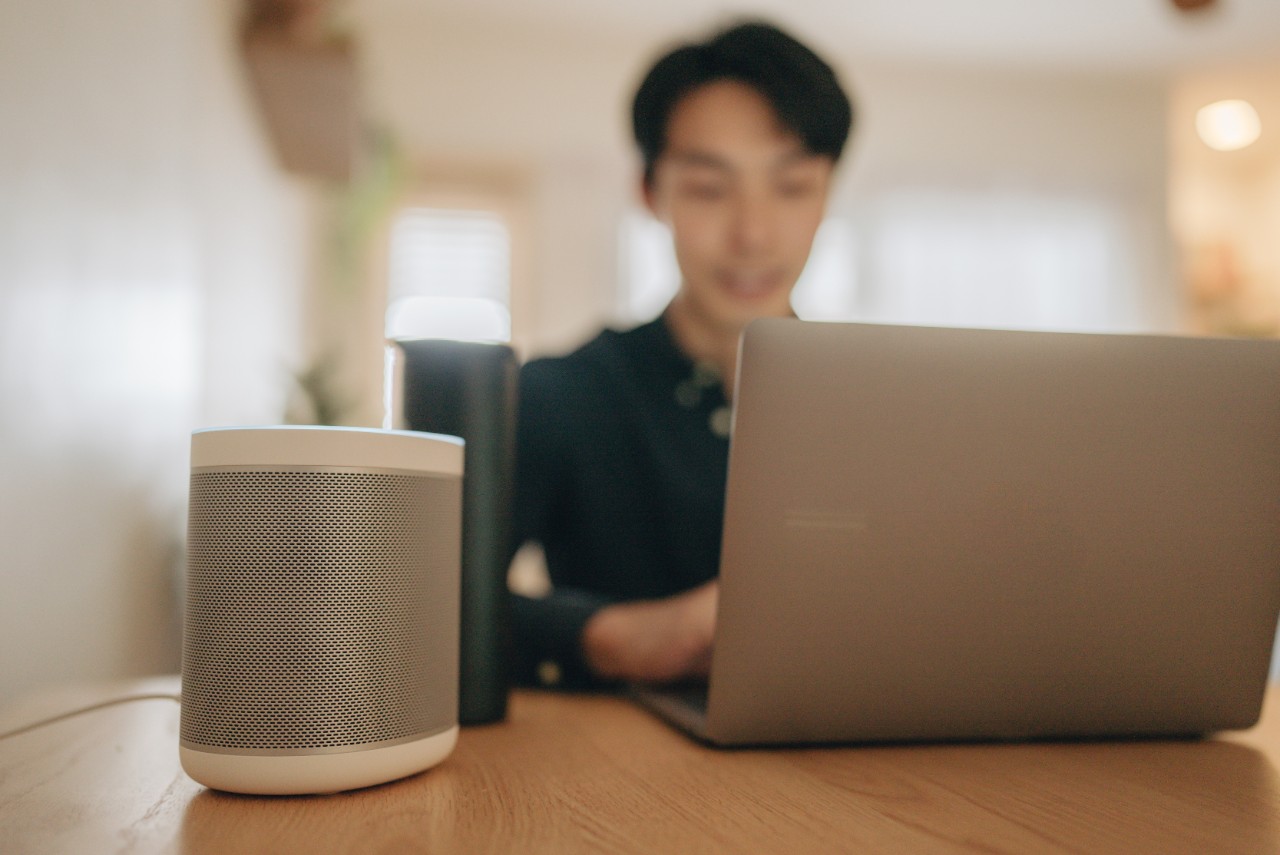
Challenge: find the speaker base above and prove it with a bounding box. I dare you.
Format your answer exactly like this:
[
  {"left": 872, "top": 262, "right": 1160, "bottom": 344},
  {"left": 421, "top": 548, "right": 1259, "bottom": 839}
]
[{"left": 180, "top": 726, "right": 459, "bottom": 795}]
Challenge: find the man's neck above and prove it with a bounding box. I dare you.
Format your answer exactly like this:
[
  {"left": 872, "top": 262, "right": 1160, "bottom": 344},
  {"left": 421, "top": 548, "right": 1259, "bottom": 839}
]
[{"left": 663, "top": 293, "right": 742, "bottom": 391}]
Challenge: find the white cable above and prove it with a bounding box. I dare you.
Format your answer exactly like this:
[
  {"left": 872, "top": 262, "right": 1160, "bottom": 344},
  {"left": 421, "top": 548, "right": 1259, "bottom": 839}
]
[{"left": 0, "top": 693, "right": 181, "bottom": 741}]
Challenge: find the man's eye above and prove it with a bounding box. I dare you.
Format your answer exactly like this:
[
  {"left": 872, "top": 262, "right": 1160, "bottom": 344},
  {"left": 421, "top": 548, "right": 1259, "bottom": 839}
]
[
  {"left": 683, "top": 184, "right": 727, "bottom": 200},
  {"left": 777, "top": 180, "right": 817, "bottom": 198}
]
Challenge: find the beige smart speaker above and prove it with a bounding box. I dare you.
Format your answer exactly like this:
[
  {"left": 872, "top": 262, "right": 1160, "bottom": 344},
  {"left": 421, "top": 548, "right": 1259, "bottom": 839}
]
[{"left": 180, "top": 426, "right": 463, "bottom": 795}]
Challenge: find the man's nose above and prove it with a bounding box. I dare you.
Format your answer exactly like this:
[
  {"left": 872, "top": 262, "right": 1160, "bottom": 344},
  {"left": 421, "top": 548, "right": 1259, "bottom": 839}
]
[{"left": 729, "top": 191, "right": 774, "bottom": 254}]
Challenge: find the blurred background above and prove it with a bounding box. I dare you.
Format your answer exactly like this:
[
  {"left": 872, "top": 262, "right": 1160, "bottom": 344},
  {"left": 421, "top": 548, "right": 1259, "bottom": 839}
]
[{"left": 1, "top": 0, "right": 1277, "bottom": 703}]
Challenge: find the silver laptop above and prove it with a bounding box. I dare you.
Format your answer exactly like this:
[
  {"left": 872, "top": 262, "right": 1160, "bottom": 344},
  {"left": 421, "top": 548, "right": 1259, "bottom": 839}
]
[{"left": 635, "top": 319, "right": 1280, "bottom": 745}]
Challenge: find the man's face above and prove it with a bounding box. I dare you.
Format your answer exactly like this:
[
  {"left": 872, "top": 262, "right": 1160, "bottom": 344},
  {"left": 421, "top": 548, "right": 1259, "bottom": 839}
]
[{"left": 644, "top": 80, "right": 835, "bottom": 334}]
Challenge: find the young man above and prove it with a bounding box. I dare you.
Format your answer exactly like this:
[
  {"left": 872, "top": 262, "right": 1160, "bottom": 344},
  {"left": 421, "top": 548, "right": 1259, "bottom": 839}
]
[{"left": 511, "top": 21, "right": 854, "bottom": 688}]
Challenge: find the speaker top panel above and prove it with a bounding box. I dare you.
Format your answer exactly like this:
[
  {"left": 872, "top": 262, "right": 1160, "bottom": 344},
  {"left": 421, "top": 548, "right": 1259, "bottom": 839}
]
[{"left": 191, "top": 426, "right": 464, "bottom": 476}]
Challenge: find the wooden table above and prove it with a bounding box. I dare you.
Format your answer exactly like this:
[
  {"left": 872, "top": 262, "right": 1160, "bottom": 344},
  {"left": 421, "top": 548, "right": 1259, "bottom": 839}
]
[{"left": 3, "top": 677, "right": 1280, "bottom": 854}]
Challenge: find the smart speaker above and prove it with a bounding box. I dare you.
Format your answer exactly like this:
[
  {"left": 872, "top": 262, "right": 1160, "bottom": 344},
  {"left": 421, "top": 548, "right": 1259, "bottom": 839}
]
[
  {"left": 396, "top": 338, "right": 516, "bottom": 725},
  {"left": 180, "top": 426, "right": 463, "bottom": 795}
]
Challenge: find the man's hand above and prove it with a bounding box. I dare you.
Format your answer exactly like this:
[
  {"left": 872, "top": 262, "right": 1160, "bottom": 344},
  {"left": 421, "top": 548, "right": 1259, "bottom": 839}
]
[{"left": 581, "top": 581, "right": 718, "bottom": 683}]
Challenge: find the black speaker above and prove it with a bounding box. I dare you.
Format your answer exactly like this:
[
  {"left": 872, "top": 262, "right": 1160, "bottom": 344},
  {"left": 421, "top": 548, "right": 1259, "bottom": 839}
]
[{"left": 395, "top": 339, "right": 516, "bottom": 725}]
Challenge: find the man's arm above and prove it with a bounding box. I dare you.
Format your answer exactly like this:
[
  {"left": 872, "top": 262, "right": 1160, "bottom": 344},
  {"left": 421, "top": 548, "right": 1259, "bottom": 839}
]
[{"left": 511, "top": 355, "right": 718, "bottom": 689}]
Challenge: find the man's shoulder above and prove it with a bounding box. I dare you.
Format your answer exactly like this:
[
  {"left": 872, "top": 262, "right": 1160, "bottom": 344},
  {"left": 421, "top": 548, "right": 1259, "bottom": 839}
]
[
  {"left": 521, "top": 333, "right": 606, "bottom": 394},
  {"left": 518, "top": 326, "right": 650, "bottom": 444},
  {"left": 522, "top": 318, "right": 664, "bottom": 393}
]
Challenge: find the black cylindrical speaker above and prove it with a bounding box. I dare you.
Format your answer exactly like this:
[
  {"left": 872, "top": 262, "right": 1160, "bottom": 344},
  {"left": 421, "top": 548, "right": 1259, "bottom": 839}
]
[
  {"left": 396, "top": 339, "right": 516, "bottom": 725},
  {"left": 180, "top": 426, "right": 463, "bottom": 794}
]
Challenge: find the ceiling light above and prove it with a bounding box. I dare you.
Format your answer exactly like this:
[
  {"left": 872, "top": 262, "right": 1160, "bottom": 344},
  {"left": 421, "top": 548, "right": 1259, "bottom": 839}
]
[{"left": 1196, "top": 100, "right": 1262, "bottom": 152}]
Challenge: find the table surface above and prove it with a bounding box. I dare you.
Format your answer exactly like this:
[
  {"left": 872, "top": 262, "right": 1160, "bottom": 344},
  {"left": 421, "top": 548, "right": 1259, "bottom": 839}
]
[{"left": 3, "top": 677, "right": 1280, "bottom": 854}]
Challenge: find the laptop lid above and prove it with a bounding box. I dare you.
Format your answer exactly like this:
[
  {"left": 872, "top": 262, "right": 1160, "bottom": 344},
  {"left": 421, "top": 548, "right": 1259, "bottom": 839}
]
[{"left": 703, "top": 319, "right": 1280, "bottom": 746}]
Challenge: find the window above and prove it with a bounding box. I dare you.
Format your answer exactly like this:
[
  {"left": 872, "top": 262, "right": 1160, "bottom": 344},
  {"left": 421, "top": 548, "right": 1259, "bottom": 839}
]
[
  {"left": 620, "top": 191, "right": 1137, "bottom": 333},
  {"left": 861, "top": 190, "right": 1129, "bottom": 332},
  {"left": 791, "top": 219, "right": 858, "bottom": 321},
  {"left": 386, "top": 207, "right": 512, "bottom": 343},
  {"left": 617, "top": 211, "right": 680, "bottom": 323}
]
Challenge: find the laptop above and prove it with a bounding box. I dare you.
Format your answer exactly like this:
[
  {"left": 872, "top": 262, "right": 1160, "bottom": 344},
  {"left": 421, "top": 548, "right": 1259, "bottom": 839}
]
[{"left": 633, "top": 319, "right": 1280, "bottom": 745}]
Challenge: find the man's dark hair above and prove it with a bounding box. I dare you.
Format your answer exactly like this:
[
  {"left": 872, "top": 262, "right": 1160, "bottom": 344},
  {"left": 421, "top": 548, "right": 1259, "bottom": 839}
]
[{"left": 631, "top": 21, "right": 854, "bottom": 186}]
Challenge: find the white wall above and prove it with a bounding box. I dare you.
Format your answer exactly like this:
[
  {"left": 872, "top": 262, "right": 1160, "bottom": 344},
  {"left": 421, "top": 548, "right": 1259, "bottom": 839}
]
[
  {"left": 0, "top": 0, "right": 311, "bottom": 703},
  {"left": 838, "top": 62, "right": 1174, "bottom": 332}
]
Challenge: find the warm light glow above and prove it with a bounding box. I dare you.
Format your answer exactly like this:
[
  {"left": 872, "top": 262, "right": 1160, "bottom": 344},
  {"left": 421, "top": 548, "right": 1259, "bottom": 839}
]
[{"left": 1196, "top": 100, "right": 1262, "bottom": 152}]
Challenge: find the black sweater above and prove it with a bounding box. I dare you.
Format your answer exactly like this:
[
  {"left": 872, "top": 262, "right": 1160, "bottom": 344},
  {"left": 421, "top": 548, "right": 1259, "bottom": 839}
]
[{"left": 510, "top": 315, "right": 730, "bottom": 689}]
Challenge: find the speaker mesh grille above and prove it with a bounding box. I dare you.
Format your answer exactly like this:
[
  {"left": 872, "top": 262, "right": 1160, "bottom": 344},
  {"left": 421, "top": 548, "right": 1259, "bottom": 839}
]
[{"left": 181, "top": 468, "right": 460, "bottom": 751}]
